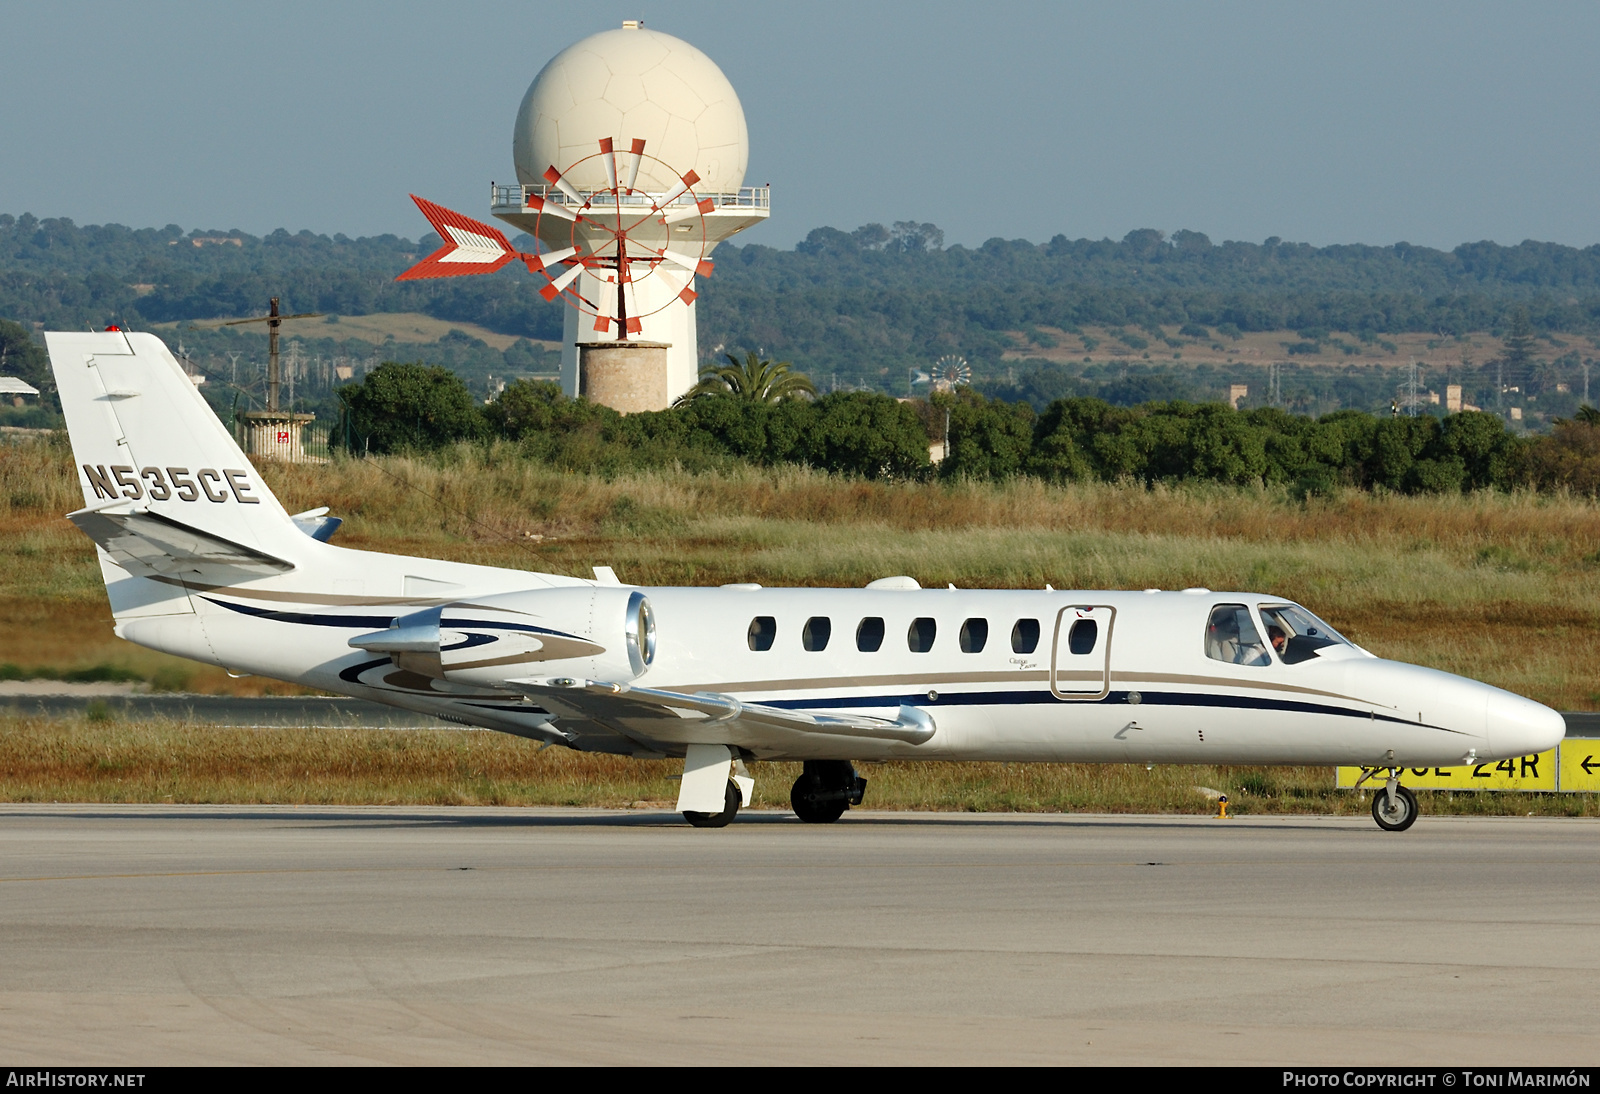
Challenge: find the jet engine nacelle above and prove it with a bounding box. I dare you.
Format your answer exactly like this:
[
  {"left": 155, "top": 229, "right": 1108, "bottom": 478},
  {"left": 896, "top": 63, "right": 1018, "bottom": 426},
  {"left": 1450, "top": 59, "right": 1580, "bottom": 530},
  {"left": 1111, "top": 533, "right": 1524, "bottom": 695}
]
[{"left": 349, "top": 587, "right": 655, "bottom": 689}]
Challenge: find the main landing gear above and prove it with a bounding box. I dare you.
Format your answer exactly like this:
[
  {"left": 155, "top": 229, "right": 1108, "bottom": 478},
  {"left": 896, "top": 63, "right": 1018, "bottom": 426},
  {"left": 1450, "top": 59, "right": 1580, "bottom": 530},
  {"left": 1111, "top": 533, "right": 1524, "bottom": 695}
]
[
  {"left": 1356, "top": 767, "right": 1419, "bottom": 832},
  {"left": 790, "top": 761, "right": 867, "bottom": 824}
]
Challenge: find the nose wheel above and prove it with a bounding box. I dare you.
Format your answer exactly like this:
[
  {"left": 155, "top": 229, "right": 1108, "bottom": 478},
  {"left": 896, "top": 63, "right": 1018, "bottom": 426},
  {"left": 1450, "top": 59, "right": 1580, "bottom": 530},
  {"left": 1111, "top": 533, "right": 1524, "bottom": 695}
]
[
  {"left": 1371, "top": 780, "right": 1419, "bottom": 831},
  {"left": 684, "top": 779, "right": 741, "bottom": 829}
]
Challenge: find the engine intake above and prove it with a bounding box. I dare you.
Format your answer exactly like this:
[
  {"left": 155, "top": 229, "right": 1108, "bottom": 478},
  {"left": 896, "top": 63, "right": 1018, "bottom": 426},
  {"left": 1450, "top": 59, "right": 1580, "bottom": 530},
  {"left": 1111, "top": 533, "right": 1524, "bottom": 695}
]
[{"left": 348, "top": 587, "right": 654, "bottom": 688}]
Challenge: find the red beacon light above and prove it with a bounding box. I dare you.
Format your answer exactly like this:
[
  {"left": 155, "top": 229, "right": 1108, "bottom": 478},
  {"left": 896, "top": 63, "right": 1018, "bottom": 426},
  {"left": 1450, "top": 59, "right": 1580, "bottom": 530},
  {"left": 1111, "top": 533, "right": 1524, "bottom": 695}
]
[{"left": 104, "top": 325, "right": 122, "bottom": 332}]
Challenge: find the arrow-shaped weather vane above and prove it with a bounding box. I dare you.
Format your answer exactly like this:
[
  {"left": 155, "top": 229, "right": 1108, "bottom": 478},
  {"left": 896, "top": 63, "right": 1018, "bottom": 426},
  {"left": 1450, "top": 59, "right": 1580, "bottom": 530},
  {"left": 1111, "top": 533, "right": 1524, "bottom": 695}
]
[
  {"left": 396, "top": 195, "right": 584, "bottom": 301},
  {"left": 396, "top": 139, "right": 719, "bottom": 336}
]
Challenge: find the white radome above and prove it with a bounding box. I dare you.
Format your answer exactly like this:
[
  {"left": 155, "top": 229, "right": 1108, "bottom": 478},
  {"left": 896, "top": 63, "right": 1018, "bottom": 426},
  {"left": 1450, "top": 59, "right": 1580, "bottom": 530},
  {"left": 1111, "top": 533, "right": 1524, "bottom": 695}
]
[{"left": 513, "top": 24, "right": 749, "bottom": 194}]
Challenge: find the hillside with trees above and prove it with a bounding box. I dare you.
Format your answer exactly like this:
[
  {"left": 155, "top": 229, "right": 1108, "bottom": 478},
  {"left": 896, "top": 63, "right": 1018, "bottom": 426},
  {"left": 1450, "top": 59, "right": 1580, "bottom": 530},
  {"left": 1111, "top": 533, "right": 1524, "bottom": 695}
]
[{"left": 5, "top": 211, "right": 1600, "bottom": 426}]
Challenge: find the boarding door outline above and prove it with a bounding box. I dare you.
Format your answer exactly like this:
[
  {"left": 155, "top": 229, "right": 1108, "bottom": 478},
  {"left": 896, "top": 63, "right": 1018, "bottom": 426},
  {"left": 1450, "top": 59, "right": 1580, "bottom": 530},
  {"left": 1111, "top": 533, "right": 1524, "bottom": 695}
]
[{"left": 1050, "top": 605, "right": 1116, "bottom": 700}]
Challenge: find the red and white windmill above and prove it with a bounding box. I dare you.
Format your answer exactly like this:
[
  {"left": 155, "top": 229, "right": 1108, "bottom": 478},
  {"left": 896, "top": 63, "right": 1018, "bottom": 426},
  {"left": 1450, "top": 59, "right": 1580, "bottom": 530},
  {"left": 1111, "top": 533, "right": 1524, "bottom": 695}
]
[{"left": 398, "top": 139, "right": 715, "bottom": 340}]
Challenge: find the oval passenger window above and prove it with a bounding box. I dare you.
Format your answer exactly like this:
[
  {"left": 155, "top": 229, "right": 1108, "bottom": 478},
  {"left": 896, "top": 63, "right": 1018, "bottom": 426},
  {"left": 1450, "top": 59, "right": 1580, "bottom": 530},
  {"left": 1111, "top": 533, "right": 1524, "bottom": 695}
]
[
  {"left": 802, "top": 616, "right": 832, "bottom": 651},
  {"left": 959, "top": 618, "right": 988, "bottom": 653},
  {"left": 748, "top": 616, "right": 776, "bottom": 652},
  {"left": 856, "top": 617, "right": 885, "bottom": 652},
  {"left": 1011, "top": 619, "right": 1040, "bottom": 654},
  {"left": 1068, "top": 619, "right": 1098, "bottom": 655},
  {"left": 907, "top": 617, "right": 936, "bottom": 653}
]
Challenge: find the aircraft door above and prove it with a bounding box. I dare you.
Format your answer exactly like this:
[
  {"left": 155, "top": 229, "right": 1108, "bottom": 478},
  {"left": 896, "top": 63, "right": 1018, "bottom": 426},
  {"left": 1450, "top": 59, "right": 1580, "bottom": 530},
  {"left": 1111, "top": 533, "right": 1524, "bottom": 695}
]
[{"left": 1050, "top": 605, "right": 1116, "bottom": 700}]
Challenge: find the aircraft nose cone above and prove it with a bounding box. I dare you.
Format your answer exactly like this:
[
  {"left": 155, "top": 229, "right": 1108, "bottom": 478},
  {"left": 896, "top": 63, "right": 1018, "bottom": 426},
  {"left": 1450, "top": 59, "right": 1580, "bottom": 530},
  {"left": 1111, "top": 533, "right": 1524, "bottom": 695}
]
[{"left": 1486, "top": 688, "right": 1566, "bottom": 758}]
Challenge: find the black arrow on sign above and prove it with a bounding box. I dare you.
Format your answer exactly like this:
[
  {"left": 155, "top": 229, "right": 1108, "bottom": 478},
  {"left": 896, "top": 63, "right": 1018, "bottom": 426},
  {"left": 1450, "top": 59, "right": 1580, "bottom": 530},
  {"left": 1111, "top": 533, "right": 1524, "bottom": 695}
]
[{"left": 1583, "top": 755, "right": 1598, "bottom": 775}]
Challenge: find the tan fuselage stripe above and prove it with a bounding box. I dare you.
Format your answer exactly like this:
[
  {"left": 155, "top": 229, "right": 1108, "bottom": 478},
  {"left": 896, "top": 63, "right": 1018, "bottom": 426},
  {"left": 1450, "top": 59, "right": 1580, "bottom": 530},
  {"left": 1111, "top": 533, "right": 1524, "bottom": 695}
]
[
  {"left": 668, "top": 669, "right": 1377, "bottom": 708},
  {"left": 152, "top": 575, "right": 462, "bottom": 607}
]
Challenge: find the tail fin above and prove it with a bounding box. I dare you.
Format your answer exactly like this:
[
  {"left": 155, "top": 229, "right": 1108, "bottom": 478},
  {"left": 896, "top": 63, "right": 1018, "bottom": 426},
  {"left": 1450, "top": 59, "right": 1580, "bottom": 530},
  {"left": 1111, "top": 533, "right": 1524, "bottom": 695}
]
[{"left": 46, "top": 331, "right": 313, "bottom": 593}]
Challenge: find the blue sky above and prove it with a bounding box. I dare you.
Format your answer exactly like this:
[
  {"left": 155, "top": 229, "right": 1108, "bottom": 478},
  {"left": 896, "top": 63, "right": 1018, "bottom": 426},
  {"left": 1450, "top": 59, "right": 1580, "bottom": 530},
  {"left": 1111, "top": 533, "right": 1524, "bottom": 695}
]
[{"left": 4, "top": 0, "right": 1598, "bottom": 251}]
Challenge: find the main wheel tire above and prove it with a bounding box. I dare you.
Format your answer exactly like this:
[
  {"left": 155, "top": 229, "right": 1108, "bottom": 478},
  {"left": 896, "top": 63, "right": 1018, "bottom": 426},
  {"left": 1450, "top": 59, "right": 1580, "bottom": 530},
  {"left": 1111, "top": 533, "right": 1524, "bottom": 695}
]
[
  {"left": 1372, "top": 784, "right": 1419, "bottom": 831},
  {"left": 790, "top": 773, "right": 848, "bottom": 824},
  {"left": 684, "top": 780, "right": 740, "bottom": 829}
]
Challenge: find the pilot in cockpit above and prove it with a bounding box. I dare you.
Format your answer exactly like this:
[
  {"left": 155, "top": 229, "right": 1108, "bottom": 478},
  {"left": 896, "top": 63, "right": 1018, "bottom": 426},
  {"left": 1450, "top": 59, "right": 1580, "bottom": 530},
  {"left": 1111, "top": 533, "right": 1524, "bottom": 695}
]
[{"left": 1267, "top": 625, "right": 1288, "bottom": 657}]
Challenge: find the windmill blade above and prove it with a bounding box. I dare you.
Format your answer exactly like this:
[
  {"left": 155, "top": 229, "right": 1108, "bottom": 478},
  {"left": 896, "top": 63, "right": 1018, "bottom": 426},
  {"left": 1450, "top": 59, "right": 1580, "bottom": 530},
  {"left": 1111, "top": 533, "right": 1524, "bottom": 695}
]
[
  {"left": 620, "top": 279, "right": 643, "bottom": 333},
  {"left": 658, "top": 249, "right": 714, "bottom": 279},
  {"left": 598, "top": 138, "right": 618, "bottom": 191},
  {"left": 622, "top": 138, "right": 645, "bottom": 193},
  {"left": 652, "top": 170, "right": 701, "bottom": 211},
  {"left": 523, "top": 245, "right": 580, "bottom": 273},
  {"left": 591, "top": 280, "right": 616, "bottom": 333},
  {"left": 662, "top": 199, "right": 716, "bottom": 225},
  {"left": 524, "top": 192, "right": 578, "bottom": 223},
  {"left": 538, "top": 262, "right": 586, "bottom": 302},
  {"left": 542, "top": 165, "right": 586, "bottom": 207},
  {"left": 215, "top": 312, "right": 320, "bottom": 327},
  {"left": 651, "top": 269, "right": 698, "bottom": 307},
  {"left": 397, "top": 195, "right": 516, "bottom": 280}
]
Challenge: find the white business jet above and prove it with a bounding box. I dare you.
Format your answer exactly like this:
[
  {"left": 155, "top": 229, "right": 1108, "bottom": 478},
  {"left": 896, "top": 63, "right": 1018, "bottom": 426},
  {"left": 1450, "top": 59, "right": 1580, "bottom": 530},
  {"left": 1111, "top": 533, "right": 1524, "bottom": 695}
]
[{"left": 45, "top": 330, "right": 1565, "bottom": 831}]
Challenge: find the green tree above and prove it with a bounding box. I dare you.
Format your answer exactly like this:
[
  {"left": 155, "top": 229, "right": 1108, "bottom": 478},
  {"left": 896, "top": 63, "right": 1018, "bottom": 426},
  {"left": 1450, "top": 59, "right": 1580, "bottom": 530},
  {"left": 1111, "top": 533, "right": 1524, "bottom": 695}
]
[
  {"left": 1496, "top": 306, "right": 1538, "bottom": 404},
  {"left": 936, "top": 388, "right": 1035, "bottom": 480},
  {"left": 683, "top": 352, "right": 817, "bottom": 403},
  {"left": 337, "top": 362, "right": 484, "bottom": 454},
  {"left": 0, "top": 318, "right": 51, "bottom": 408},
  {"left": 801, "top": 392, "right": 929, "bottom": 479}
]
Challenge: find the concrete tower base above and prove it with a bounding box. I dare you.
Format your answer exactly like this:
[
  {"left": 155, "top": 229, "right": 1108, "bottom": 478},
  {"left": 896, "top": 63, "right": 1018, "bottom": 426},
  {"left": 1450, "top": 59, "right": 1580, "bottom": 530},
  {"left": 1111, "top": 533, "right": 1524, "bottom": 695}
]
[
  {"left": 237, "top": 411, "right": 318, "bottom": 462},
  {"left": 577, "top": 341, "right": 672, "bottom": 413}
]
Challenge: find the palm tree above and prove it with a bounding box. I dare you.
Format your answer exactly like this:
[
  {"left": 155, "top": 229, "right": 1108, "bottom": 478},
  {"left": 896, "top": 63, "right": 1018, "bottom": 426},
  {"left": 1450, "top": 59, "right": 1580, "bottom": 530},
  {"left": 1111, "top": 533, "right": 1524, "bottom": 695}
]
[
  {"left": 1576, "top": 405, "right": 1600, "bottom": 426},
  {"left": 681, "top": 352, "right": 816, "bottom": 404}
]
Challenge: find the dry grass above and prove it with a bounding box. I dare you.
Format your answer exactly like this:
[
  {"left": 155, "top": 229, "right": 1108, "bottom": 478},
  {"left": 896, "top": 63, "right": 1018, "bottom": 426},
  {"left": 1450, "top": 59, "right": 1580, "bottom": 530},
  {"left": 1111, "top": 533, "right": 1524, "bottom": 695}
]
[
  {"left": 152, "top": 311, "right": 556, "bottom": 354},
  {"left": 1, "top": 716, "right": 1592, "bottom": 817},
  {"left": 6, "top": 437, "right": 1600, "bottom": 706},
  {"left": 1003, "top": 324, "right": 1588, "bottom": 373}
]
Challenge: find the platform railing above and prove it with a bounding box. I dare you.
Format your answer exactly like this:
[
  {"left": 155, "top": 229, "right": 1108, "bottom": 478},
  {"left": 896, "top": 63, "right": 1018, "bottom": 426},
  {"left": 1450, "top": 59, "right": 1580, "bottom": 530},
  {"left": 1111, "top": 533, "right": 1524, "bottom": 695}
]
[{"left": 490, "top": 183, "right": 769, "bottom": 211}]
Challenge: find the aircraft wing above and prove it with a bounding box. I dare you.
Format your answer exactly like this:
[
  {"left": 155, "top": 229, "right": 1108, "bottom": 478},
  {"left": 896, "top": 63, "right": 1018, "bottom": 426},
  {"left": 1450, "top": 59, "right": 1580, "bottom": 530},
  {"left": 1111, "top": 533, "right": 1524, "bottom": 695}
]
[
  {"left": 505, "top": 679, "right": 936, "bottom": 748},
  {"left": 69, "top": 504, "right": 296, "bottom": 580}
]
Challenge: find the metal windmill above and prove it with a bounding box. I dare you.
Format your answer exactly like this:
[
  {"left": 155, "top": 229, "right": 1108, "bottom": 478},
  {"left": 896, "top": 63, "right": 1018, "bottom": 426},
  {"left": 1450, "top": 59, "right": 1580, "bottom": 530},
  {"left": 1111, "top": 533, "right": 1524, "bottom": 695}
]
[
  {"left": 932, "top": 355, "right": 971, "bottom": 393},
  {"left": 213, "top": 297, "right": 321, "bottom": 412},
  {"left": 191, "top": 297, "right": 323, "bottom": 461}
]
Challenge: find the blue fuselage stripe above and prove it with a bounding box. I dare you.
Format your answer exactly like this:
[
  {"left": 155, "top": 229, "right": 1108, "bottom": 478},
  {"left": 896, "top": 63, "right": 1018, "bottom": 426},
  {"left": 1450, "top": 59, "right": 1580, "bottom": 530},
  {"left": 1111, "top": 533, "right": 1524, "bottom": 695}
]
[{"left": 764, "top": 689, "right": 1421, "bottom": 727}]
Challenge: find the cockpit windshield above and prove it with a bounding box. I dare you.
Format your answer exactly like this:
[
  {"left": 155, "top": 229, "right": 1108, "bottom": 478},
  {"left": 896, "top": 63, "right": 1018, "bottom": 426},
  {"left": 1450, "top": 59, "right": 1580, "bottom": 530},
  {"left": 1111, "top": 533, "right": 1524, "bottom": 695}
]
[{"left": 1258, "top": 603, "right": 1350, "bottom": 664}]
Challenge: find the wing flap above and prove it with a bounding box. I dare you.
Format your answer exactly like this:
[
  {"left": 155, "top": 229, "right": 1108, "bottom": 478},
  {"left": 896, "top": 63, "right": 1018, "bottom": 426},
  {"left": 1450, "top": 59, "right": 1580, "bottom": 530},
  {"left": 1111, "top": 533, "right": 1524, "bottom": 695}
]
[
  {"left": 69, "top": 505, "right": 295, "bottom": 580},
  {"left": 505, "top": 678, "right": 936, "bottom": 746}
]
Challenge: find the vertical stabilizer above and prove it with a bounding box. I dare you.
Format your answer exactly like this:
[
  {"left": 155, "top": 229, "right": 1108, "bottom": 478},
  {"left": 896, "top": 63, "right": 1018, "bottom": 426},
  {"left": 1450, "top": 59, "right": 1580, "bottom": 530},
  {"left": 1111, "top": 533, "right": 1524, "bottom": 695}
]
[{"left": 46, "top": 331, "right": 313, "bottom": 615}]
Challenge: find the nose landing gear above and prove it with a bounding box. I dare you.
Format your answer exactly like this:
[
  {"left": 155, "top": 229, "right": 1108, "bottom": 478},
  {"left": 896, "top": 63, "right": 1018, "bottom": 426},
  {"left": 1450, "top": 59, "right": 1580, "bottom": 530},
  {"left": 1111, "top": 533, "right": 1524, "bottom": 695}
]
[
  {"left": 1358, "top": 767, "right": 1419, "bottom": 831},
  {"left": 684, "top": 779, "right": 742, "bottom": 829},
  {"left": 791, "top": 761, "right": 867, "bottom": 824}
]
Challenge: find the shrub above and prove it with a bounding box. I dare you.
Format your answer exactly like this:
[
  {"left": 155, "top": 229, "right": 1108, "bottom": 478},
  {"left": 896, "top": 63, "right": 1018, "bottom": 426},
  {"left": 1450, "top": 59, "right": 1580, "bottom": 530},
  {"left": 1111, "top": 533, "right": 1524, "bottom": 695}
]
[{"left": 337, "top": 362, "right": 484, "bottom": 454}]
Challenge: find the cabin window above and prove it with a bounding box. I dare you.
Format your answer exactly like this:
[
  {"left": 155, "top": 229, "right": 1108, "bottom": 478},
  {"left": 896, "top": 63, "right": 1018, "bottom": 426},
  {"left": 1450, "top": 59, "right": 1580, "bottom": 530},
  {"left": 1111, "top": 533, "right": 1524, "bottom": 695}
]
[
  {"left": 1205, "top": 604, "right": 1269, "bottom": 667},
  {"left": 1011, "top": 618, "right": 1040, "bottom": 654},
  {"left": 802, "top": 616, "right": 832, "bottom": 652},
  {"left": 1067, "top": 619, "right": 1098, "bottom": 655},
  {"left": 856, "top": 617, "right": 885, "bottom": 652},
  {"left": 1258, "top": 603, "right": 1348, "bottom": 665},
  {"left": 748, "top": 616, "right": 776, "bottom": 652},
  {"left": 959, "top": 618, "right": 988, "bottom": 653},
  {"left": 907, "top": 617, "right": 937, "bottom": 653}
]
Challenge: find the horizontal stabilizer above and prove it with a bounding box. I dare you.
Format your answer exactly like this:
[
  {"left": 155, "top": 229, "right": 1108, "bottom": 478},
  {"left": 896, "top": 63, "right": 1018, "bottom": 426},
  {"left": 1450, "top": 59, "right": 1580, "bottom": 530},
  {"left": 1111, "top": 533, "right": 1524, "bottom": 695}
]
[
  {"left": 69, "top": 505, "right": 296, "bottom": 581},
  {"left": 506, "top": 679, "right": 936, "bottom": 746}
]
